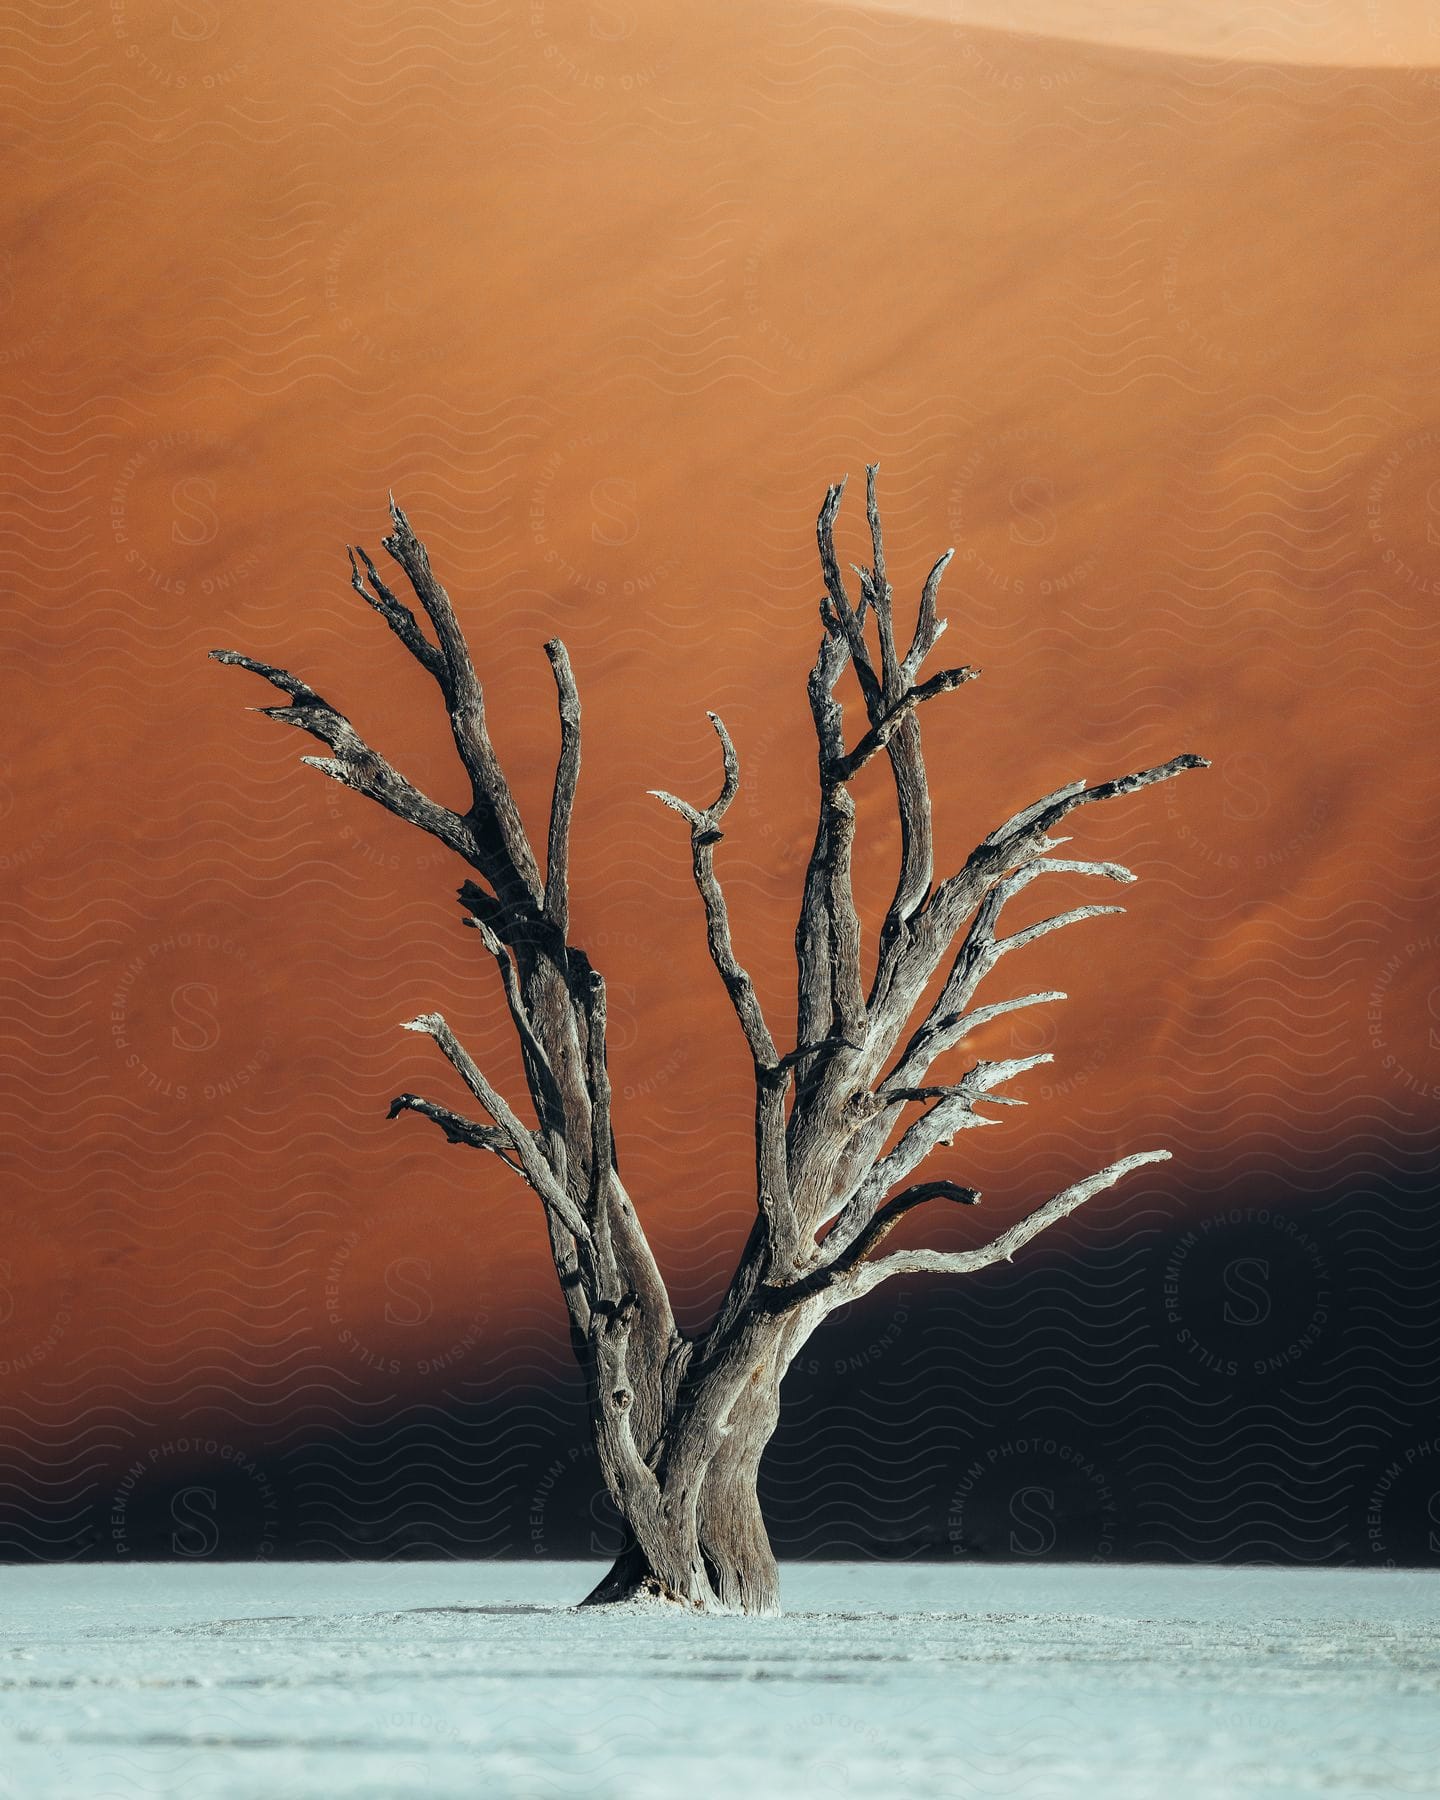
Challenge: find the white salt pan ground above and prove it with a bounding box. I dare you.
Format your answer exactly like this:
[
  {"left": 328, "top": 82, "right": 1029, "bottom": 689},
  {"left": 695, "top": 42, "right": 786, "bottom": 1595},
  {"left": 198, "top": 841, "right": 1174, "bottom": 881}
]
[{"left": 2, "top": 1562, "right": 1437, "bottom": 1797}]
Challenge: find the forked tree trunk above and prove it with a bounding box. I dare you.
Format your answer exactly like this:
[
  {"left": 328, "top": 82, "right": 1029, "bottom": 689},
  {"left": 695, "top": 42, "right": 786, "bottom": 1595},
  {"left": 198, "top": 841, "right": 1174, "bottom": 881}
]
[
  {"left": 213, "top": 471, "right": 1207, "bottom": 1615},
  {"left": 583, "top": 1458, "right": 781, "bottom": 1615},
  {"left": 582, "top": 1324, "right": 795, "bottom": 1615},
  {"left": 694, "top": 1386, "right": 783, "bottom": 1613}
]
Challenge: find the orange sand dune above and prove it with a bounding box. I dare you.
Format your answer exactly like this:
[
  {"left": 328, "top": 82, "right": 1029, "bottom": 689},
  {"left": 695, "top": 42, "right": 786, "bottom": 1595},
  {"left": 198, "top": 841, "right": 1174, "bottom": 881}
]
[
  {"left": 861, "top": 0, "right": 1440, "bottom": 66},
  {"left": 0, "top": 0, "right": 1436, "bottom": 1467}
]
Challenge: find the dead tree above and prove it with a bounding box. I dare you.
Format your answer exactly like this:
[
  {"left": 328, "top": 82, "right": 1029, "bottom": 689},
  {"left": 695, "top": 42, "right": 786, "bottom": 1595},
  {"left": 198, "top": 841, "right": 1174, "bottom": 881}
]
[{"left": 212, "top": 468, "right": 1207, "bottom": 1614}]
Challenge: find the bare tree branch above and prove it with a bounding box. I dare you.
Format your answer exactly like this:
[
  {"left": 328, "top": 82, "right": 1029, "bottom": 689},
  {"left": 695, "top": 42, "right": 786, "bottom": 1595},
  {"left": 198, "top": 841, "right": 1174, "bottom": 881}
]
[
  {"left": 990, "top": 756, "right": 1208, "bottom": 847},
  {"left": 208, "top": 649, "right": 483, "bottom": 864},
  {"left": 885, "top": 859, "right": 1134, "bottom": 1094},
  {"left": 347, "top": 543, "right": 446, "bottom": 682},
  {"left": 860, "top": 757, "right": 1206, "bottom": 1107},
  {"left": 544, "top": 639, "right": 581, "bottom": 937},
  {"left": 824, "top": 783, "right": 867, "bottom": 1044},
  {"left": 581, "top": 963, "right": 617, "bottom": 1285},
  {"left": 798, "top": 861, "right": 1135, "bottom": 1265},
  {"left": 776, "top": 477, "right": 1208, "bottom": 1308},
  {"left": 818, "top": 1052, "right": 1053, "bottom": 1265},
  {"left": 767, "top": 1179, "right": 982, "bottom": 1306},
  {"left": 840, "top": 1150, "right": 1173, "bottom": 1301},
  {"left": 793, "top": 624, "right": 855, "bottom": 1087},
  {"left": 932, "top": 988, "right": 1069, "bottom": 1040},
  {"left": 461, "top": 913, "right": 566, "bottom": 1142},
  {"left": 856, "top": 466, "right": 957, "bottom": 951},
  {"left": 832, "top": 662, "right": 980, "bottom": 781},
  {"left": 792, "top": 473, "right": 981, "bottom": 1102},
  {"left": 400, "top": 1011, "right": 590, "bottom": 1243},
  {"left": 382, "top": 496, "right": 544, "bottom": 906},
  {"left": 862, "top": 463, "right": 898, "bottom": 696},
  {"left": 650, "top": 713, "right": 776, "bottom": 1068},
  {"left": 816, "top": 477, "right": 881, "bottom": 710},
  {"left": 386, "top": 1092, "right": 521, "bottom": 1168},
  {"left": 901, "top": 549, "right": 954, "bottom": 684},
  {"left": 652, "top": 714, "right": 798, "bottom": 1268}
]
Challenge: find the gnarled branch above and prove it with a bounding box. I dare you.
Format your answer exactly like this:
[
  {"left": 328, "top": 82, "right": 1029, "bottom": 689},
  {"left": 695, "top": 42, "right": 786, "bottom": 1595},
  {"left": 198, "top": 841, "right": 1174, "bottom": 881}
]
[
  {"left": 766, "top": 1179, "right": 982, "bottom": 1307},
  {"left": 650, "top": 713, "right": 775, "bottom": 1068},
  {"left": 819, "top": 1052, "right": 1053, "bottom": 1266},
  {"left": 400, "top": 1011, "right": 590, "bottom": 1244},
  {"left": 387, "top": 1092, "right": 521, "bottom": 1168},
  {"left": 652, "top": 714, "right": 795, "bottom": 1264},
  {"left": 581, "top": 962, "right": 619, "bottom": 1293},
  {"left": 832, "top": 662, "right": 979, "bottom": 782},
  {"left": 769, "top": 476, "right": 1206, "bottom": 1309},
  {"left": 544, "top": 639, "right": 581, "bottom": 937},
  {"left": 840, "top": 1150, "right": 1173, "bottom": 1302},
  {"left": 382, "top": 498, "right": 543, "bottom": 906},
  {"left": 792, "top": 469, "right": 979, "bottom": 1102},
  {"left": 347, "top": 543, "right": 446, "bottom": 683},
  {"left": 816, "top": 476, "right": 881, "bottom": 710},
  {"left": 884, "top": 858, "right": 1134, "bottom": 1095},
  {"left": 208, "top": 649, "right": 483, "bottom": 864},
  {"left": 216, "top": 503, "right": 679, "bottom": 1400}
]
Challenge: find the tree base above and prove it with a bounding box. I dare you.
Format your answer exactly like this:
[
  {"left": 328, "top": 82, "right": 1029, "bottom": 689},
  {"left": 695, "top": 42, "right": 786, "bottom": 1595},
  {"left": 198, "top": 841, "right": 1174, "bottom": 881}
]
[{"left": 578, "top": 1544, "right": 780, "bottom": 1617}]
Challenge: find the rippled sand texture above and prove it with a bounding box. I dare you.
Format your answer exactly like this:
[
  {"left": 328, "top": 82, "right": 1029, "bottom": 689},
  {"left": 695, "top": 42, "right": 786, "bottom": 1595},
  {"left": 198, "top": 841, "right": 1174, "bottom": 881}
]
[{"left": 0, "top": 3, "right": 1437, "bottom": 1560}]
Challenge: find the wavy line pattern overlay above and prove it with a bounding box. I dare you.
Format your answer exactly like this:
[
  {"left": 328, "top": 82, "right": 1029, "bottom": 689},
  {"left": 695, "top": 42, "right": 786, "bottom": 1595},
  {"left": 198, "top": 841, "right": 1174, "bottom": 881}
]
[{"left": 0, "top": 0, "right": 1437, "bottom": 1572}]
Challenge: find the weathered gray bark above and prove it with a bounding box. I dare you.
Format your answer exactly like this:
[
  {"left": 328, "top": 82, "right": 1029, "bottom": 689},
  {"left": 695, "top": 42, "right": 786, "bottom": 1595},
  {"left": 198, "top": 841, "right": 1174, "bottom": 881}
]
[{"left": 212, "top": 469, "right": 1207, "bottom": 1613}]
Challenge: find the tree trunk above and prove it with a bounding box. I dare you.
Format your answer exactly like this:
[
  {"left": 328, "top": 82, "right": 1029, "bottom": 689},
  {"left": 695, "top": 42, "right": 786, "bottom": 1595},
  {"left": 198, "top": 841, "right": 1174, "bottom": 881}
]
[
  {"left": 578, "top": 1457, "right": 779, "bottom": 1615},
  {"left": 580, "top": 1314, "right": 801, "bottom": 1614},
  {"left": 694, "top": 1379, "right": 782, "bottom": 1614}
]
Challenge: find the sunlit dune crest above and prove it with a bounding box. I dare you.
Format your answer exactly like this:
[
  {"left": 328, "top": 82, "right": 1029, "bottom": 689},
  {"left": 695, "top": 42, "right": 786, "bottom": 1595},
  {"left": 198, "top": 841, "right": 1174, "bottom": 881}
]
[{"left": 851, "top": 0, "right": 1440, "bottom": 67}]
